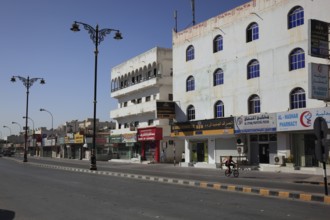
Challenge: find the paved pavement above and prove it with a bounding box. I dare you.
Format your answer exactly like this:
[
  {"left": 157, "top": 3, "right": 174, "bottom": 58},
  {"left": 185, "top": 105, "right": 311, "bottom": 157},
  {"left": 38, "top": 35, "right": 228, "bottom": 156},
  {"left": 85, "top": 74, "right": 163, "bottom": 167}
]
[{"left": 3, "top": 156, "right": 330, "bottom": 205}]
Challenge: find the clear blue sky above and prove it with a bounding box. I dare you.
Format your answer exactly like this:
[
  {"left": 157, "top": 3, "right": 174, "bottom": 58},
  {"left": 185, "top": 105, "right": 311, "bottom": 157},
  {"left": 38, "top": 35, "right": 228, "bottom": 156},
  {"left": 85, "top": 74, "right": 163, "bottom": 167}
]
[{"left": 0, "top": 0, "right": 250, "bottom": 136}]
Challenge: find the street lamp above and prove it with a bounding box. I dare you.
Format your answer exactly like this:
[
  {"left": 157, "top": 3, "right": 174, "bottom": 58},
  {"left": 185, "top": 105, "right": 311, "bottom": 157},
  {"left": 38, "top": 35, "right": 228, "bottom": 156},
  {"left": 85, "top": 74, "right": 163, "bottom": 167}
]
[
  {"left": 3, "top": 125, "right": 12, "bottom": 148},
  {"left": 23, "top": 116, "right": 36, "bottom": 155},
  {"left": 3, "top": 125, "right": 12, "bottom": 136},
  {"left": 40, "top": 108, "right": 53, "bottom": 132},
  {"left": 12, "top": 121, "right": 22, "bottom": 134},
  {"left": 71, "top": 21, "right": 123, "bottom": 170},
  {"left": 11, "top": 76, "right": 45, "bottom": 162},
  {"left": 23, "top": 116, "right": 35, "bottom": 131}
]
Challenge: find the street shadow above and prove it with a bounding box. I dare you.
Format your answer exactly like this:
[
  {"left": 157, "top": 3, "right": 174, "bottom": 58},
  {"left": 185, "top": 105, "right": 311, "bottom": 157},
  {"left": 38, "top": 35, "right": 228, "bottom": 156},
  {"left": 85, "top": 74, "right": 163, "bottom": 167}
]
[{"left": 0, "top": 209, "right": 15, "bottom": 220}]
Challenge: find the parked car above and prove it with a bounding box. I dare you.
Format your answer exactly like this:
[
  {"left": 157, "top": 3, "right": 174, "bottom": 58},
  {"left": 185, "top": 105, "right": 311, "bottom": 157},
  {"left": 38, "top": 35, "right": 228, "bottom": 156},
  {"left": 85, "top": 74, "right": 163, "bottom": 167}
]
[{"left": 3, "top": 149, "right": 13, "bottom": 157}]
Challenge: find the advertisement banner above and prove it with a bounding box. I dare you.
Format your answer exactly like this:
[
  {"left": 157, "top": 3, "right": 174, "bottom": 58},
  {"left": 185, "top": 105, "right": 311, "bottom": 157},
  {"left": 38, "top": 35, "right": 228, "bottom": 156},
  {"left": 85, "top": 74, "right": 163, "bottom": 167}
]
[
  {"left": 277, "top": 107, "right": 330, "bottom": 131},
  {"left": 234, "top": 113, "right": 276, "bottom": 134},
  {"left": 137, "top": 127, "right": 163, "bottom": 141},
  {"left": 308, "top": 63, "right": 330, "bottom": 101}
]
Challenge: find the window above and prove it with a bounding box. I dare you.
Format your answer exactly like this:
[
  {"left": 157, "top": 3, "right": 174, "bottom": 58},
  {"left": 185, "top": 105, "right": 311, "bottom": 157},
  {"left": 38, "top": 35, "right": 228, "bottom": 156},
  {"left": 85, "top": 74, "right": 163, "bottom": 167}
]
[
  {"left": 248, "top": 95, "right": 260, "bottom": 114},
  {"left": 148, "top": 119, "right": 154, "bottom": 126},
  {"left": 289, "top": 48, "right": 305, "bottom": 71},
  {"left": 186, "top": 45, "right": 195, "bottom": 61},
  {"left": 118, "top": 123, "right": 122, "bottom": 129},
  {"left": 290, "top": 88, "right": 306, "bottom": 109},
  {"left": 124, "top": 123, "right": 129, "bottom": 128},
  {"left": 186, "top": 76, "right": 195, "bottom": 91},
  {"left": 214, "top": 100, "right": 224, "bottom": 118},
  {"left": 187, "top": 105, "right": 195, "bottom": 121},
  {"left": 123, "top": 102, "right": 127, "bottom": 107},
  {"left": 168, "top": 94, "right": 173, "bottom": 101},
  {"left": 137, "top": 98, "right": 142, "bottom": 103},
  {"left": 213, "top": 35, "right": 223, "bottom": 53},
  {"left": 134, "top": 121, "right": 139, "bottom": 127},
  {"left": 146, "top": 96, "right": 151, "bottom": 102},
  {"left": 213, "top": 68, "right": 224, "bottom": 86},
  {"left": 288, "top": 6, "right": 304, "bottom": 29},
  {"left": 246, "top": 22, "right": 259, "bottom": 42},
  {"left": 131, "top": 99, "right": 136, "bottom": 104},
  {"left": 247, "top": 59, "right": 260, "bottom": 79}
]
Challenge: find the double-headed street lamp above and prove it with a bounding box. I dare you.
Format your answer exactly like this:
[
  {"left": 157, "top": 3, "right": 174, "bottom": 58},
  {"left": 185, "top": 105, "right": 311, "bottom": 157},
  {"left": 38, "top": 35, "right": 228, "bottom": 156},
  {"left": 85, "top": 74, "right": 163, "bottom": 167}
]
[
  {"left": 71, "top": 21, "right": 123, "bottom": 170},
  {"left": 11, "top": 76, "right": 45, "bottom": 162}
]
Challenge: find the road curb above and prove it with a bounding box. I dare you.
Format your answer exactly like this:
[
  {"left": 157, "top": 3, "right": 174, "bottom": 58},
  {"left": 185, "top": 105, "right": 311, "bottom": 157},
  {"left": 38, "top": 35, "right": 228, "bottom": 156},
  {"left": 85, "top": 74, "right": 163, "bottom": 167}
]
[{"left": 7, "top": 157, "right": 330, "bottom": 205}]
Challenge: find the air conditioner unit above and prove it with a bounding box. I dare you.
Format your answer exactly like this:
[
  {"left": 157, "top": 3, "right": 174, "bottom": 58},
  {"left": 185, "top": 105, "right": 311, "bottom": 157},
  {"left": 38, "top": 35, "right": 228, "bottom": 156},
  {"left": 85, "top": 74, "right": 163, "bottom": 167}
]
[
  {"left": 273, "top": 155, "right": 284, "bottom": 165},
  {"left": 237, "top": 146, "right": 244, "bottom": 154}
]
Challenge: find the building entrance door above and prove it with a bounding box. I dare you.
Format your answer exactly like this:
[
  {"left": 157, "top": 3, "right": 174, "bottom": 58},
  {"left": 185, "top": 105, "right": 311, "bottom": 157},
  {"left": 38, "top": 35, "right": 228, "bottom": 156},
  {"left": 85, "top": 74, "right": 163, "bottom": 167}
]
[
  {"left": 259, "top": 144, "right": 269, "bottom": 163},
  {"left": 196, "top": 143, "right": 205, "bottom": 162}
]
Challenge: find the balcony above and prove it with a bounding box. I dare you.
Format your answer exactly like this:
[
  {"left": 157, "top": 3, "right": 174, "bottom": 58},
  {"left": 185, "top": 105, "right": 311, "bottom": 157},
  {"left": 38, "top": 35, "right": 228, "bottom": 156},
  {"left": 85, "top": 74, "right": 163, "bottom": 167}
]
[
  {"left": 111, "top": 100, "right": 157, "bottom": 119},
  {"left": 111, "top": 75, "right": 158, "bottom": 98}
]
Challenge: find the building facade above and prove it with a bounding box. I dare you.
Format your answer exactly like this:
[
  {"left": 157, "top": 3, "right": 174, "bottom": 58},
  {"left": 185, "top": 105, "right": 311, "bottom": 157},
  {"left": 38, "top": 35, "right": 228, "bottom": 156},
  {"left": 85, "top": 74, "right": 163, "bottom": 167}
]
[
  {"left": 172, "top": 0, "right": 330, "bottom": 168},
  {"left": 110, "top": 47, "right": 177, "bottom": 162}
]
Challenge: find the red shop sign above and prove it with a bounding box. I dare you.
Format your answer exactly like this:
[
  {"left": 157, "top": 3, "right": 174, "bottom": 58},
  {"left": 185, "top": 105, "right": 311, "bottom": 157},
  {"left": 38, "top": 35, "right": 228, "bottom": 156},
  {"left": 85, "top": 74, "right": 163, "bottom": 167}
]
[{"left": 137, "top": 127, "right": 163, "bottom": 141}]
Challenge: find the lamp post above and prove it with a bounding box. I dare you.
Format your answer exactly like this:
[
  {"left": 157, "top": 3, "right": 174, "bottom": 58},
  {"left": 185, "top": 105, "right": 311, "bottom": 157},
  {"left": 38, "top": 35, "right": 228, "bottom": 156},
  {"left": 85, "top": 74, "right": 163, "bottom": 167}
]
[
  {"left": 11, "top": 76, "right": 45, "bottom": 162},
  {"left": 23, "top": 116, "right": 35, "bottom": 155},
  {"left": 3, "top": 125, "right": 12, "bottom": 136},
  {"left": 40, "top": 108, "right": 53, "bottom": 132},
  {"left": 71, "top": 21, "right": 123, "bottom": 170},
  {"left": 3, "top": 125, "right": 12, "bottom": 148},
  {"left": 12, "top": 121, "right": 22, "bottom": 134}
]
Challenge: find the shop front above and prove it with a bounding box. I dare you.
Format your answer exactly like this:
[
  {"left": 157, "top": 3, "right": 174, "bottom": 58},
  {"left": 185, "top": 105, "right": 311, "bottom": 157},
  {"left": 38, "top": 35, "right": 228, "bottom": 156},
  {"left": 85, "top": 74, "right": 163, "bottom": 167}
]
[
  {"left": 171, "top": 117, "right": 235, "bottom": 167},
  {"left": 235, "top": 113, "right": 277, "bottom": 165},
  {"left": 137, "top": 127, "right": 163, "bottom": 162},
  {"left": 276, "top": 107, "right": 330, "bottom": 167}
]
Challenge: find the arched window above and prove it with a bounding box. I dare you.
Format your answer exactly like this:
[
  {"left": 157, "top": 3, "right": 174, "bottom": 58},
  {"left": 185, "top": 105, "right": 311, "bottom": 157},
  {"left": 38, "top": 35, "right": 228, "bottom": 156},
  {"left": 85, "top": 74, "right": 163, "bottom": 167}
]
[
  {"left": 246, "top": 22, "right": 259, "bottom": 42},
  {"left": 288, "top": 6, "right": 304, "bottom": 29},
  {"left": 289, "top": 48, "right": 305, "bottom": 71},
  {"left": 187, "top": 105, "right": 195, "bottom": 121},
  {"left": 290, "top": 88, "right": 306, "bottom": 109},
  {"left": 214, "top": 101, "right": 224, "bottom": 118},
  {"left": 186, "top": 76, "right": 195, "bottom": 91},
  {"left": 213, "top": 35, "right": 223, "bottom": 53},
  {"left": 186, "top": 45, "right": 195, "bottom": 61},
  {"left": 213, "top": 68, "right": 224, "bottom": 86},
  {"left": 248, "top": 95, "right": 260, "bottom": 114},
  {"left": 247, "top": 59, "right": 260, "bottom": 79}
]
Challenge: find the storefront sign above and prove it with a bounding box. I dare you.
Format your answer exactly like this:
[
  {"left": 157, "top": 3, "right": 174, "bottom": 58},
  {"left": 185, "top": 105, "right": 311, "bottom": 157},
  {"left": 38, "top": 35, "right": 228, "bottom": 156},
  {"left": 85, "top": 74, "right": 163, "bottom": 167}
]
[
  {"left": 109, "top": 135, "right": 122, "bottom": 143},
  {"left": 277, "top": 107, "right": 330, "bottom": 131},
  {"left": 171, "top": 117, "right": 234, "bottom": 137},
  {"left": 156, "top": 101, "right": 176, "bottom": 119},
  {"left": 308, "top": 63, "right": 330, "bottom": 101},
  {"left": 137, "top": 127, "right": 163, "bottom": 141},
  {"left": 309, "top": 19, "right": 329, "bottom": 59},
  {"left": 74, "top": 134, "right": 84, "bottom": 144},
  {"left": 122, "top": 133, "right": 137, "bottom": 143},
  {"left": 235, "top": 113, "right": 276, "bottom": 134}
]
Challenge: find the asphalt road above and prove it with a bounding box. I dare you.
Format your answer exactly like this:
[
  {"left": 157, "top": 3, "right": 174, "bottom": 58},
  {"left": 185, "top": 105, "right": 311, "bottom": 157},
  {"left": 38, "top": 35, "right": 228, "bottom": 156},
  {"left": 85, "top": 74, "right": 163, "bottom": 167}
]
[
  {"left": 13, "top": 156, "right": 329, "bottom": 196},
  {"left": 0, "top": 158, "right": 329, "bottom": 220}
]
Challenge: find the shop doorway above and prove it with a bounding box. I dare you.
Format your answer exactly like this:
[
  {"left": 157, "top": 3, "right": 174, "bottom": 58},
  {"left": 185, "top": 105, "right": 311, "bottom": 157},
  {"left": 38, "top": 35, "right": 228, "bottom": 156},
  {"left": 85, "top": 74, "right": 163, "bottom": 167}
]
[
  {"left": 196, "top": 143, "right": 205, "bottom": 162},
  {"left": 304, "top": 134, "right": 318, "bottom": 167},
  {"left": 259, "top": 144, "right": 269, "bottom": 163}
]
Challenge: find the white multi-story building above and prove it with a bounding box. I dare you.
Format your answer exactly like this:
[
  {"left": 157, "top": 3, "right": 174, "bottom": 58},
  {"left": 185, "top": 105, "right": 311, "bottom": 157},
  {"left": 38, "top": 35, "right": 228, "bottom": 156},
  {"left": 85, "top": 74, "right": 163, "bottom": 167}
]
[
  {"left": 110, "top": 47, "right": 174, "bottom": 162},
  {"left": 172, "top": 0, "right": 330, "bottom": 169}
]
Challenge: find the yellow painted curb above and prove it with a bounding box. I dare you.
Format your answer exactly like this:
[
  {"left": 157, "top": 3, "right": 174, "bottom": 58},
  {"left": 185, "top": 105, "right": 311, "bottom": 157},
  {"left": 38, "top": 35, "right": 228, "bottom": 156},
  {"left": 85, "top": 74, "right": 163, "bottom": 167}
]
[
  {"left": 260, "top": 189, "right": 269, "bottom": 196},
  {"left": 243, "top": 187, "right": 252, "bottom": 193},
  {"left": 300, "top": 194, "right": 312, "bottom": 201},
  {"left": 278, "top": 191, "right": 290, "bottom": 198},
  {"left": 324, "top": 196, "right": 330, "bottom": 204},
  {"left": 213, "top": 183, "right": 221, "bottom": 190}
]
